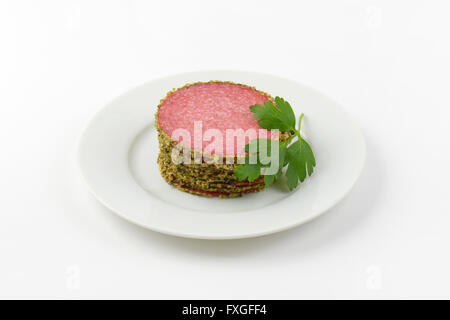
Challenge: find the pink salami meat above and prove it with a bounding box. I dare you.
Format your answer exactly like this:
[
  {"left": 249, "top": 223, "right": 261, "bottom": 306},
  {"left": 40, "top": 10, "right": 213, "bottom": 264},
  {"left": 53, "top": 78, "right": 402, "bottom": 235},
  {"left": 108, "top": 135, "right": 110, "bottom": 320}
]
[{"left": 157, "top": 82, "right": 272, "bottom": 156}]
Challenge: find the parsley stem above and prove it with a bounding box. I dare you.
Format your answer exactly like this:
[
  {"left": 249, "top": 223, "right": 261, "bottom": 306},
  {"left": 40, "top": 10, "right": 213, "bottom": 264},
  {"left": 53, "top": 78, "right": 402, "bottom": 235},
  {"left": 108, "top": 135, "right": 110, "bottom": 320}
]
[
  {"left": 287, "top": 129, "right": 301, "bottom": 144},
  {"left": 298, "top": 113, "right": 304, "bottom": 132},
  {"left": 286, "top": 113, "right": 305, "bottom": 144}
]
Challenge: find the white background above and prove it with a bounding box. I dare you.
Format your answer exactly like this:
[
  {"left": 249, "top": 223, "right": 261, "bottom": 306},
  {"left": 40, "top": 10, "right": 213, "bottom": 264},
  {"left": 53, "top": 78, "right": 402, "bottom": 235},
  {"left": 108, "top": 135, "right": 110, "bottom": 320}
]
[{"left": 1, "top": 0, "right": 449, "bottom": 299}]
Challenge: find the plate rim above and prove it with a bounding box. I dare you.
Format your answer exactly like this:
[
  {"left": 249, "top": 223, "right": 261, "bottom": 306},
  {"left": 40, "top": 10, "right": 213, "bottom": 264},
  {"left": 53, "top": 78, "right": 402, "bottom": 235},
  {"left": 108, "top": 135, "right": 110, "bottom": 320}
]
[{"left": 77, "top": 69, "right": 367, "bottom": 240}]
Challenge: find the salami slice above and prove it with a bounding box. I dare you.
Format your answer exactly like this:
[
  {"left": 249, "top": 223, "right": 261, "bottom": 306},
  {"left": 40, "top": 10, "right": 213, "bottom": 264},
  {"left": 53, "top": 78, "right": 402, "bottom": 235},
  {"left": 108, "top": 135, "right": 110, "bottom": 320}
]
[
  {"left": 157, "top": 81, "right": 272, "bottom": 156},
  {"left": 156, "top": 81, "right": 280, "bottom": 198}
]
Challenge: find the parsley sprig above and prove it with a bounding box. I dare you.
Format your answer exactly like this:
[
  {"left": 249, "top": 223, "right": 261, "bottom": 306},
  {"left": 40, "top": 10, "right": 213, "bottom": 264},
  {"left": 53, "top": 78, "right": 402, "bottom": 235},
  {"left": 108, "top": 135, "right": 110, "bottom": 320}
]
[{"left": 233, "top": 97, "right": 316, "bottom": 191}]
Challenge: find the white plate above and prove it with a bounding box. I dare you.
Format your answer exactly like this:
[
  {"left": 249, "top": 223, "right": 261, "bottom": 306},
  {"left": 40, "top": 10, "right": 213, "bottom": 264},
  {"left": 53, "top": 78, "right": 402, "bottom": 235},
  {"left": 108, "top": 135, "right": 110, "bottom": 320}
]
[{"left": 78, "top": 70, "right": 366, "bottom": 239}]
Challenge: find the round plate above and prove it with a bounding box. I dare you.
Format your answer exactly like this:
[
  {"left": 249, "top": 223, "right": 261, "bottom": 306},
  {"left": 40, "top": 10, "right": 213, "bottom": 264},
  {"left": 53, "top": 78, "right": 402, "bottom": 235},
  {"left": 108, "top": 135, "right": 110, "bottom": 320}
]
[{"left": 78, "top": 70, "right": 366, "bottom": 239}]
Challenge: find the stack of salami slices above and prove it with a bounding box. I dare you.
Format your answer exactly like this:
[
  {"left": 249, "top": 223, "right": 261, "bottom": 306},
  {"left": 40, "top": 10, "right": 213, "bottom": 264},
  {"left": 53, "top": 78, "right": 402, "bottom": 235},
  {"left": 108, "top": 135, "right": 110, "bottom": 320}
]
[{"left": 156, "top": 81, "right": 289, "bottom": 198}]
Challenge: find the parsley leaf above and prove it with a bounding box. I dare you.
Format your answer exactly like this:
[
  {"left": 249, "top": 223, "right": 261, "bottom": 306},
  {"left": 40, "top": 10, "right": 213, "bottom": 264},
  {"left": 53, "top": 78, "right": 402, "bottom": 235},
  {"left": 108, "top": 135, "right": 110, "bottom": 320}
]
[
  {"left": 285, "top": 138, "right": 316, "bottom": 190},
  {"left": 274, "top": 97, "right": 296, "bottom": 129},
  {"left": 233, "top": 163, "right": 261, "bottom": 182},
  {"left": 249, "top": 100, "right": 296, "bottom": 131},
  {"left": 234, "top": 97, "right": 316, "bottom": 191}
]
